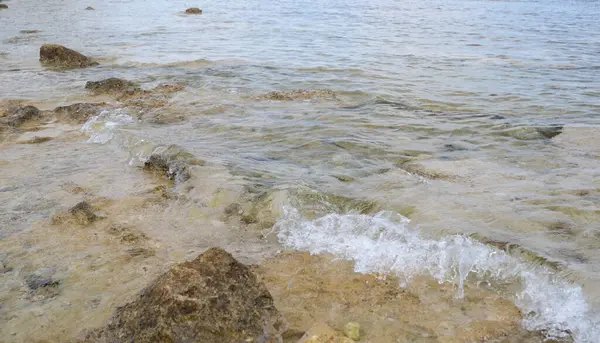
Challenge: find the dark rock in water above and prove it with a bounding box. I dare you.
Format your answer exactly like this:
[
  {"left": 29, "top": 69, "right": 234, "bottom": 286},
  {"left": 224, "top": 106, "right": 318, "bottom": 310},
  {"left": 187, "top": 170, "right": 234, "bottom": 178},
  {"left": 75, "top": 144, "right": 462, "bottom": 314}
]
[
  {"left": 85, "top": 78, "right": 139, "bottom": 95},
  {"left": 39, "top": 44, "right": 99, "bottom": 68},
  {"left": 490, "top": 115, "right": 505, "bottom": 120},
  {"left": 144, "top": 144, "right": 205, "bottom": 183},
  {"left": 54, "top": 103, "right": 105, "bottom": 123},
  {"left": 536, "top": 125, "right": 563, "bottom": 139},
  {"left": 25, "top": 274, "right": 59, "bottom": 291},
  {"left": 0, "top": 4, "right": 8, "bottom": 9},
  {"left": 2, "top": 105, "right": 41, "bottom": 127},
  {"left": 185, "top": 7, "right": 202, "bottom": 14},
  {"left": 52, "top": 201, "right": 101, "bottom": 226},
  {"left": 20, "top": 30, "right": 41, "bottom": 34},
  {"left": 85, "top": 6, "right": 95, "bottom": 10},
  {"left": 84, "top": 247, "right": 287, "bottom": 343}
]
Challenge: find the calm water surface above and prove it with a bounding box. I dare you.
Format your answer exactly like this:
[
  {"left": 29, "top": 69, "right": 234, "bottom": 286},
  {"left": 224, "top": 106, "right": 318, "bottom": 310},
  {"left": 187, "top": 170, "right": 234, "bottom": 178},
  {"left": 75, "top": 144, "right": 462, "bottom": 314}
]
[{"left": 1, "top": 0, "right": 600, "bottom": 341}]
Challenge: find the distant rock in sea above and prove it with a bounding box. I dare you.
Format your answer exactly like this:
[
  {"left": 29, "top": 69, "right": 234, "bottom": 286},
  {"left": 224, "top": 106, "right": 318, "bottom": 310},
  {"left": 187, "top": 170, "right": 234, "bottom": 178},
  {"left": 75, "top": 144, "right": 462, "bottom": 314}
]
[{"left": 185, "top": 7, "right": 202, "bottom": 14}]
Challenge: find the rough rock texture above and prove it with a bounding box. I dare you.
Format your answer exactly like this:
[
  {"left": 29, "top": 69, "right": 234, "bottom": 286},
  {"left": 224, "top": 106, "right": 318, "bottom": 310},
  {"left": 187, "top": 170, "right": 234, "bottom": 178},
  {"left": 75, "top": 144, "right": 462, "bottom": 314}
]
[
  {"left": 297, "top": 323, "right": 354, "bottom": 343},
  {"left": 185, "top": 7, "right": 202, "bottom": 14},
  {"left": 39, "top": 44, "right": 98, "bottom": 68},
  {"left": 52, "top": 201, "right": 101, "bottom": 226},
  {"left": 54, "top": 103, "right": 106, "bottom": 123},
  {"left": 85, "top": 6, "right": 95, "bottom": 10},
  {"left": 1, "top": 105, "right": 42, "bottom": 127},
  {"left": 85, "top": 78, "right": 139, "bottom": 95},
  {"left": 20, "top": 30, "right": 41, "bottom": 34},
  {"left": 84, "top": 247, "right": 287, "bottom": 343},
  {"left": 144, "top": 144, "right": 205, "bottom": 183},
  {"left": 0, "top": 4, "right": 8, "bottom": 9},
  {"left": 258, "top": 90, "right": 337, "bottom": 101}
]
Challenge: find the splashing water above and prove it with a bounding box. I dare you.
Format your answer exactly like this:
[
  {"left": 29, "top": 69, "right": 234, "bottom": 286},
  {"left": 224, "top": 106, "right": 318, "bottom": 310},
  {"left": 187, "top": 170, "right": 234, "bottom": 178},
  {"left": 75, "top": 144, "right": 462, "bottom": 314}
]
[
  {"left": 81, "top": 109, "right": 135, "bottom": 144},
  {"left": 275, "top": 206, "right": 600, "bottom": 342}
]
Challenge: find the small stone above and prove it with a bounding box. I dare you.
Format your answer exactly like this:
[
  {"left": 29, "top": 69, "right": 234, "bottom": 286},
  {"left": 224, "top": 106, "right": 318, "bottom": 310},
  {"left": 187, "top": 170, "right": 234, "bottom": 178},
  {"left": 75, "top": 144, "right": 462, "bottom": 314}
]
[
  {"left": 343, "top": 322, "right": 361, "bottom": 341},
  {"left": 20, "top": 30, "right": 41, "bottom": 34},
  {"left": 85, "top": 6, "right": 95, "bottom": 10},
  {"left": 334, "top": 175, "right": 355, "bottom": 182},
  {"left": 0, "top": 4, "right": 8, "bottom": 9},
  {"left": 185, "top": 7, "right": 202, "bottom": 14},
  {"left": 85, "top": 78, "right": 139, "bottom": 95}
]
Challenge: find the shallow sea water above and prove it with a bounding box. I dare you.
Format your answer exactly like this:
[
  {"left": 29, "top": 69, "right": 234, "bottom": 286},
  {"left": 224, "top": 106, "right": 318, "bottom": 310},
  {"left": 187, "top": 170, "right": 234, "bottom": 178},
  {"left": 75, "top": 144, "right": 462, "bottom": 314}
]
[{"left": 1, "top": 0, "right": 600, "bottom": 341}]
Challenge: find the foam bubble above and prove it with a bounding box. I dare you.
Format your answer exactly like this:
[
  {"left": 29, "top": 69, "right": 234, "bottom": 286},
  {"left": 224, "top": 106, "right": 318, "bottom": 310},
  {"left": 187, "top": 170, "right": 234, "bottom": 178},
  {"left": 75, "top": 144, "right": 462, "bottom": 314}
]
[
  {"left": 275, "top": 206, "right": 600, "bottom": 342},
  {"left": 81, "top": 109, "right": 135, "bottom": 144}
]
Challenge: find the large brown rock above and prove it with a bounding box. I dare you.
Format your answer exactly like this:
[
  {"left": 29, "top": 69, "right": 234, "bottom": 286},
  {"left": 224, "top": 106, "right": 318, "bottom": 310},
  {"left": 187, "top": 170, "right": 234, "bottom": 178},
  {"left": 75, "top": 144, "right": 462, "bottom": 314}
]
[
  {"left": 84, "top": 247, "right": 287, "bottom": 343},
  {"left": 185, "top": 7, "right": 202, "bottom": 14},
  {"left": 39, "top": 44, "right": 98, "bottom": 68},
  {"left": 1, "top": 105, "right": 41, "bottom": 127},
  {"left": 54, "top": 103, "right": 106, "bottom": 123}
]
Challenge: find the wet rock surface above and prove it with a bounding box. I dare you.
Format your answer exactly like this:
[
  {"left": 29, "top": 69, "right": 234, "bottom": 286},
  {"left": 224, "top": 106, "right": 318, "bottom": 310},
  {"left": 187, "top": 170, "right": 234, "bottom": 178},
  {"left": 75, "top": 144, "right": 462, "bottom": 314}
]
[
  {"left": 297, "top": 323, "right": 354, "bottom": 343},
  {"left": 85, "top": 6, "right": 95, "bottom": 10},
  {"left": 84, "top": 247, "right": 287, "bottom": 343},
  {"left": 39, "top": 44, "right": 99, "bottom": 68},
  {"left": 85, "top": 78, "right": 139, "bottom": 95},
  {"left": 185, "top": 7, "right": 202, "bottom": 14},
  {"left": 143, "top": 144, "right": 205, "bottom": 183},
  {"left": 258, "top": 89, "right": 337, "bottom": 101},
  {"left": 20, "top": 30, "right": 41, "bottom": 34},
  {"left": 54, "top": 102, "right": 106, "bottom": 123},
  {"left": 52, "top": 201, "right": 102, "bottom": 226},
  {"left": 1, "top": 105, "right": 42, "bottom": 127},
  {"left": 0, "top": 4, "right": 8, "bottom": 9}
]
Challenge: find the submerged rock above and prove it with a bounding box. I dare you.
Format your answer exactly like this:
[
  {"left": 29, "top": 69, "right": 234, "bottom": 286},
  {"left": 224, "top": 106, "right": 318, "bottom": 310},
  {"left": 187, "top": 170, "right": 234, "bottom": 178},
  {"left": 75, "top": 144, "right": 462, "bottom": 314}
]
[
  {"left": 17, "top": 136, "right": 53, "bottom": 144},
  {"left": 85, "top": 78, "right": 139, "bottom": 95},
  {"left": 343, "top": 322, "right": 360, "bottom": 341},
  {"left": 185, "top": 7, "right": 202, "bottom": 14},
  {"left": 85, "top": 6, "right": 95, "bottom": 10},
  {"left": 84, "top": 247, "right": 287, "bottom": 343},
  {"left": 54, "top": 102, "right": 106, "bottom": 123},
  {"left": 499, "top": 125, "right": 563, "bottom": 140},
  {"left": 20, "top": 30, "right": 41, "bottom": 34},
  {"left": 1, "top": 105, "right": 41, "bottom": 127},
  {"left": 39, "top": 44, "right": 98, "bottom": 68},
  {"left": 297, "top": 323, "right": 354, "bottom": 343},
  {"left": 52, "top": 201, "right": 101, "bottom": 226},
  {"left": 144, "top": 144, "right": 205, "bottom": 183},
  {"left": 258, "top": 89, "right": 337, "bottom": 101}
]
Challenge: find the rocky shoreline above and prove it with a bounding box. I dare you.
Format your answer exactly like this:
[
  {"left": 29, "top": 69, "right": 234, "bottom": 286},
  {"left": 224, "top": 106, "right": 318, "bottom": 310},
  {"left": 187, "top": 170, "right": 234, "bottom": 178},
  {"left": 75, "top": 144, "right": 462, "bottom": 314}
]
[{"left": 0, "top": 45, "right": 576, "bottom": 343}]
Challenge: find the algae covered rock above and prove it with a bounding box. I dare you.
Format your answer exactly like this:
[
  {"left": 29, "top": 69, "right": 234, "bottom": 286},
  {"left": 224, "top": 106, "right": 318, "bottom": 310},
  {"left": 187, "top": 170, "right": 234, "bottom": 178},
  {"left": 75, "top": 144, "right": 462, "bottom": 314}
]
[
  {"left": 85, "top": 78, "right": 139, "bottom": 95},
  {"left": 54, "top": 103, "right": 106, "bottom": 123},
  {"left": 84, "top": 247, "right": 287, "bottom": 343},
  {"left": 143, "top": 144, "right": 204, "bottom": 183},
  {"left": 39, "top": 44, "right": 98, "bottom": 68},
  {"left": 2, "top": 105, "right": 41, "bottom": 127},
  {"left": 343, "top": 322, "right": 360, "bottom": 341},
  {"left": 52, "top": 201, "right": 101, "bottom": 226}
]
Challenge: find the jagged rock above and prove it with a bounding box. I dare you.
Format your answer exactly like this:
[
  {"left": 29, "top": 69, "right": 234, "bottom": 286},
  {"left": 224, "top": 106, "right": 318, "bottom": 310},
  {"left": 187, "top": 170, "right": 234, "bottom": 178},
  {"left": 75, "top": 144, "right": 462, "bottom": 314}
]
[
  {"left": 143, "top": 144, "right": 204, "bottom": 183},
  {"left": 297, "top": 323, "right": 354, "bottom": 343},
  {"left": 52, "top": 201, "right": 101, "bottom": 226},
  {"left": 185, "top": 7, "right": 202, "bottom": 14},
  {"left": 84, "top": 247, "right": 287, "bottom": 343},
  {"left": 85, "top": 78, "right": 139, "bottom": 95},
  {"left": 39, "top": 44, "right": 98, "bottom": 68},
  {"left": 1, "top": 105, "right": 41, "bottom": 127},
  {"left": 54, "top": 103, "right": 105, "bottom": 123}
]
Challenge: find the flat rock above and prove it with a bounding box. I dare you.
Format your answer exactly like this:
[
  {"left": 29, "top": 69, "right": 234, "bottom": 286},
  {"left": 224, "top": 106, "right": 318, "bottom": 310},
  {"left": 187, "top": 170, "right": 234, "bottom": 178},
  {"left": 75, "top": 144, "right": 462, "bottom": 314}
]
[
  {"left": 84, "top": 247, "right": 287, "bottom": 343},
  {"left": 0, "top": 4, "right": 8, "bottom": 9},
  {"left": 40, "top": 44, "right": 98, "bottom": 68},
  {"left": 85, "top": 78, "right": 139, "bottom": 95}
]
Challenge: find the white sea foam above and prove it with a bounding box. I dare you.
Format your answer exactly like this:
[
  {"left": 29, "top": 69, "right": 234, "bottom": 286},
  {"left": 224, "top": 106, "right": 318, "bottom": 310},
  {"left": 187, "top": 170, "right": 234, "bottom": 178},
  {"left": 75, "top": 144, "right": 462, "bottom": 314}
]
[
  {"left": 81, "top": 109, "right": 135, "bottom": 144},
  {"left": 275, "top": 206, "right": 600, "bottom": 342}
]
